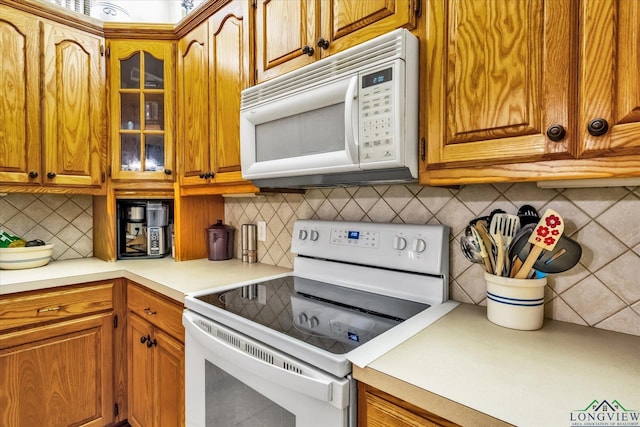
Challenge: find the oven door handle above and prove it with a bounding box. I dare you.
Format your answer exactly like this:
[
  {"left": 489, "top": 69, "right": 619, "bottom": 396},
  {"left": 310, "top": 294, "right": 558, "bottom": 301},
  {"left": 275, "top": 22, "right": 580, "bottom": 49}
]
[{"left": 184, "top": 312, "right": 339, "bottom": 405}]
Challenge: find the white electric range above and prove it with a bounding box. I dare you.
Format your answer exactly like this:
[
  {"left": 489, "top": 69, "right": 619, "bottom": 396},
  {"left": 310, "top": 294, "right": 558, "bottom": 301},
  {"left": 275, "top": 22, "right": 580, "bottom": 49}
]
[{"left": 183, "top": 219, "right": 457, "bottom": 427}]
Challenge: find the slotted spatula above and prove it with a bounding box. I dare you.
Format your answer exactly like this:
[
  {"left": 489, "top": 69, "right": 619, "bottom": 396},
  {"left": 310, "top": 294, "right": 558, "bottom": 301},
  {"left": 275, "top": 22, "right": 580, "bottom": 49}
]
[
  {"left": 489, "top": 213, "right": 520, "bottom": 276},
  {"left": 514, "top": 209, "right": 564, "bottom": 279}
]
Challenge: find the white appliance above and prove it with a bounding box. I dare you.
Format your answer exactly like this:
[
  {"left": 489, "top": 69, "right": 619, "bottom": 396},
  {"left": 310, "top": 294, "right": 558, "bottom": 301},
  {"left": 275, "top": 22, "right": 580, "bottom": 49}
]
[
  {"left": 240, "top": 29, "right": 419, "bottom": 188},
  {"left": 183, "top": 220, "right": 457, "bottom": 427}
]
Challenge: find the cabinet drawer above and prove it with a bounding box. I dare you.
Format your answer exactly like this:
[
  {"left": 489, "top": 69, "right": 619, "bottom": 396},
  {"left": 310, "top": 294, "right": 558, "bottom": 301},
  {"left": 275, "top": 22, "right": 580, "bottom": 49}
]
[
  {"left": 0, "top": 282, "right": 114, "bottom": 333},
  {"left": 127, "top": 283, "right": 184, "bottom": 341}
]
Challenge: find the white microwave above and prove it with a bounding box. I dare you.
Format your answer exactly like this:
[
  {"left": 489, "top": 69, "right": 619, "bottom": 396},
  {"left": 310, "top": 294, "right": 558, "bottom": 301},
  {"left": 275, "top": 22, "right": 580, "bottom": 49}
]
[{"left": 240, "top": 29, "right": 419, "bottom": 188}]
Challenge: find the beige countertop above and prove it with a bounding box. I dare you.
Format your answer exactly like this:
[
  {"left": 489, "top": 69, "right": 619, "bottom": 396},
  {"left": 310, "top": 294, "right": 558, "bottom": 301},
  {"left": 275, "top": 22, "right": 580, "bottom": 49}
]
[
  {"left": 0, "top": 257, "right": 292, "bottom": 301},
  {"left": 3, "top": 259, "right": 639, "bottom": 426},
  {"left": 353, "top": 303, "right": 640, "bottom": 427}
]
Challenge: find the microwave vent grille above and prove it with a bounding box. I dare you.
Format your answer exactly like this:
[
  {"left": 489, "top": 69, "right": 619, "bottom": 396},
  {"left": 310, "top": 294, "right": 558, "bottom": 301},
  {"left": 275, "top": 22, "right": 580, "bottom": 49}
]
[{"left": 242, "top": 29, "right": 415, "bottom": 109}]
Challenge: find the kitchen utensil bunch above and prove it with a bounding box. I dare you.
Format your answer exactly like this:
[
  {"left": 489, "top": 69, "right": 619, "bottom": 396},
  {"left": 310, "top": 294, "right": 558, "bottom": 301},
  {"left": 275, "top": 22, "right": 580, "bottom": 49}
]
[{"left": 461, "top": 205, "right": 582, "bottom": 279}]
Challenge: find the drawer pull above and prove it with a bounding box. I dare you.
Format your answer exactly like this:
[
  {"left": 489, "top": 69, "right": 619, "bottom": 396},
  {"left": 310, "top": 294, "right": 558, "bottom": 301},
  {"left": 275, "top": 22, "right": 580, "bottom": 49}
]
[
  {"left": 144, "top": 307, "right": 157, "bottom": 315},
  {"left": 37, "top": 306, "right": 61, "bottom": 313}
]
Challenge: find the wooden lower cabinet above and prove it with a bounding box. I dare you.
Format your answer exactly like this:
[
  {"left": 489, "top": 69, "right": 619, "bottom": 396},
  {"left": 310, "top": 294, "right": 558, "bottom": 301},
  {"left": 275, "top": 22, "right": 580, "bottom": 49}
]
[
  {"left": 0, "top": 279, "right": 186, "bottom": 427},
  {"left": 127, "top": 282, "right": 185, "bottom": 427},
  {"left": 358, "top": 383, "right": 459, "bottom": 427},
  {"left": 0, "top": 282, "right": 116, "bottom": 427}
]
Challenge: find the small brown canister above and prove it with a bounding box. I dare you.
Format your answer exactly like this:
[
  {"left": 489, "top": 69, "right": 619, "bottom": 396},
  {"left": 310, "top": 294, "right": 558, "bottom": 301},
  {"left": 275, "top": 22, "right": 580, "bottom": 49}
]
[{"left": 207, "top": 220, "right": 234, "bottom": 261}]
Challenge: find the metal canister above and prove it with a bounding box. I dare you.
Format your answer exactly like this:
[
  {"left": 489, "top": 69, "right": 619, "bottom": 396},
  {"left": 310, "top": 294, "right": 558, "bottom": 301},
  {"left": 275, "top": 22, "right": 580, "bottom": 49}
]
[
  {"left": 241, "top": 224, "right": 249, "bottom": 262},
  {"left": 242, "top": 224, "right": 257, "bottom": 263}
]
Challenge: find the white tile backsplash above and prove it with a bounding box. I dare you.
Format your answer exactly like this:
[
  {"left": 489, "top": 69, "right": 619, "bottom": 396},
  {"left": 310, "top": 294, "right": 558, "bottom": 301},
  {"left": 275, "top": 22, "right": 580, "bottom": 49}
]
[
  {"left": 224, "top": 183, "right": 640, "bottom": 337},
  {"left": 2, "top": 183, "right": 638, "bottom": 337},
  {"left": 0, "top": 194, "right": 93, "bottom": 260}
]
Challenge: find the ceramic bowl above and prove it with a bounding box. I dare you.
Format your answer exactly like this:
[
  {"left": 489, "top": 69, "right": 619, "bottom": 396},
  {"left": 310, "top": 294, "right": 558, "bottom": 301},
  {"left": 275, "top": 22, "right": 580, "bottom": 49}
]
[{"left": 0, "top": 244, "right": 54, "bottom": 270}]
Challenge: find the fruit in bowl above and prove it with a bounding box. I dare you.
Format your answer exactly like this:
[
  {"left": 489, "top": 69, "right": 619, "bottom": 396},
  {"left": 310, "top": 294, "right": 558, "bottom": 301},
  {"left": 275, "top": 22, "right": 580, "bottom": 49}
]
[{"left": 0, "top": 244, "right": 55, "bottom": 270}]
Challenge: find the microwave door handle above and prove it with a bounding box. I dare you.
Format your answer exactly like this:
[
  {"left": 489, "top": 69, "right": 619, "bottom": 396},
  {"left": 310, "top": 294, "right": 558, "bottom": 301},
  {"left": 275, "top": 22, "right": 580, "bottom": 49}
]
[{"left": 344, "top": 75, "right": 359, "bottom": 164}]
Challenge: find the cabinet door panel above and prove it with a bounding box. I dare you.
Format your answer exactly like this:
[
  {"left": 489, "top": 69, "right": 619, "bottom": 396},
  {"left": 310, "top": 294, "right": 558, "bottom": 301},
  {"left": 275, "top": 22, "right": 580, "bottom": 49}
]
[
  {"left": 109, "top": 41, "right": 175, "bottom": 182},
  {"left": 0, "top": 7, "right": 40, "bottom": 185},
  {"left": 41, "top": 23, "right": 104, "bottom": 187},
  {"left": 322, "top": 0, "right": 416, "bottom": 54},
  {"left": 128, "top": 313, "right": 155, "bottom": 427},
  {"left": 154, "top": 328, "right": 185, "bottom": 427},
  {"left": 425, "top": 0, "right": 575, "bottom": 167},
  {"left": 255, "top": 0, "right": 317, "bottom": 82},
  {"left": 579, "top": 0, "right": 640, "bottom": 157},
  {"left": 178, "top": 22, "right": 211, "bottom": 186},
  {"left": 210, "top": 4, "right": 249, "bottom": 174},
  {"left": 0, "top": 314, "right": 113, "bottom": 427}
]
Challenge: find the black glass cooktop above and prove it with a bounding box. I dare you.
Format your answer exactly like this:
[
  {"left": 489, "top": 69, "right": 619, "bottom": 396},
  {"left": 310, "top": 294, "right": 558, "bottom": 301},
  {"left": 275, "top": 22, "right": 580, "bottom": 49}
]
[{"left": 194, "top": 276, "right": 428, "bottom": 355}]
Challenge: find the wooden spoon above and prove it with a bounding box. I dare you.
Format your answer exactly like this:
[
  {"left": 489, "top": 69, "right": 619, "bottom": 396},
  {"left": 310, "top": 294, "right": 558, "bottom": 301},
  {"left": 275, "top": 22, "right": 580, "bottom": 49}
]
[{"left": 514, "top": 209, "right": 564, "bottom": 279}]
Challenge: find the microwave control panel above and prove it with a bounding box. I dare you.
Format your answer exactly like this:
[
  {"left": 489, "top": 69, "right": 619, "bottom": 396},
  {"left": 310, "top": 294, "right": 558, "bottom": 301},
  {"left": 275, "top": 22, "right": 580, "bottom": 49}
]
[{"left": 359, "top": 66, "right": 396, "bottom": 163}]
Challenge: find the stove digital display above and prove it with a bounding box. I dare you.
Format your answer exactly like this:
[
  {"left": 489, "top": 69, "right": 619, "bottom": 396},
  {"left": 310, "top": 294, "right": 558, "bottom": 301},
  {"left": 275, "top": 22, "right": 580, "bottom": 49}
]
[{"left": 348, "top": 231, "right": 360, "bottom": 240}]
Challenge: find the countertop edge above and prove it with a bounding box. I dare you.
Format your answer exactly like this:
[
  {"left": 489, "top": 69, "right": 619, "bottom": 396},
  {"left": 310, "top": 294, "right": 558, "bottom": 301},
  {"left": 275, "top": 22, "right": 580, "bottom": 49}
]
[
  {"left": 0, "top": 257, "right": 293, "bottom": 302},
  {"left": 353, "top": 365, "right": 513, "bottom": 427}
]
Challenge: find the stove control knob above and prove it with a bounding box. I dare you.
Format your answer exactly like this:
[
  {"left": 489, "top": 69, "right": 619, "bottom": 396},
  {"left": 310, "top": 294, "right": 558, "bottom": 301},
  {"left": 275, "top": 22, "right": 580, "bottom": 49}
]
[
  {"left": 310, "top": 230, "right": 319, "bottom": 241},
  {"left": 298, "top": 229, "right": 308, "bottom": 240},
  {"left": 308, "top": 316, "right": 319, "bottom": 328},
  {"left": 412, "top": 238, "right": 427, "bottom": 253},
  {"left": 393, "top": 236, "right": 407, "bottom": 250},
  {"left": 297, "top": 313, "right": 308, "bottom": 325}
]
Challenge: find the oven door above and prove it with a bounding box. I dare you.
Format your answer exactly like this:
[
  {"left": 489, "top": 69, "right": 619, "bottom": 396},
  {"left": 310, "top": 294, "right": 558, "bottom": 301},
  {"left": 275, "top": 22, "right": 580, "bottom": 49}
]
[{"left": 183, "top": 310, "right": 354, "bottom": 427}]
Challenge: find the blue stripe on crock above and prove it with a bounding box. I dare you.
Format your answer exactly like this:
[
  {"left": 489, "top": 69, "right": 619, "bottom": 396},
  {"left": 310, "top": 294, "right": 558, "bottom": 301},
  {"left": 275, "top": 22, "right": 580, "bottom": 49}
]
[
  {"left": 487, "top": 291, "right": 544, "bottom": 307},
  {"left": 2, "top": 256, "right": 51, "bottom": 263}
]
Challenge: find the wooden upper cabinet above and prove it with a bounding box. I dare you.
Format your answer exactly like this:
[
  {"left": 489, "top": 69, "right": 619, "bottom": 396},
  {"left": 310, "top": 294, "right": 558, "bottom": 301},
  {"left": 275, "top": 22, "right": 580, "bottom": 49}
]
[
  {"left": 109, "top": 40, "right": 175, "bottom": 182},
  {"left": 255, "top": 0, "right": 417, "bottom": 83},
  {"left": 178, "top": 0, "right": 253, "bottom": 191},
  {"left": 320, "top": 0, "right": 418, "bottom": 54},
  {"left": 578, "top": 0, "right": 640, "bottom": 158},
  {"left": 255, "top": 0, "right": 317, "bottom": 83},
  {"left": 0, "top": 7, "right": 41, "bottom": 185},
  {"left": 178, "top": 21, "right": 210, "bottom": 187},
  {"left": 42, "top": 22, "right": 106, "bottom": 187},
  {"left": 0, "top": 7, "right": 105, "bottom": 191},
  {"left": 209, "top": 0, "right": 250, "bottom": 177},
  {"left": 424, "top": 0, "right": 575, "bottom": 168},
  {"left": 422, "top": 0, "right": 640, "bottom": 184}
]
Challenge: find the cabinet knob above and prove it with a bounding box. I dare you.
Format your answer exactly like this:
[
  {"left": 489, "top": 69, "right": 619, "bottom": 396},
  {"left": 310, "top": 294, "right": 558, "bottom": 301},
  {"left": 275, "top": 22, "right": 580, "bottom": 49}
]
[
  {"left": 143, "top": 307, "right": 157, "bottom": 315},
  {"left": 199, "top": 173, "right": 206, "bottom": 179},
  {"left": 301, "top": 45, "right": 314, "bottom": 56},
  {"left": 546, "top": 124, "right": 566, "bottom": 142},
  {"left": 146, "top": 337, "right": 157, "bottom": 348},
  {"left": 207, "top": 172, "right": 215, "bottom": 179},
  {"left": 47, "top": 172, "right": 56, "bottom": 179},
  {"left": 164, "top": 169, "right": 172, "bottom": 175},
  {"left": 140, "top": 335, "right": 148, "bottom": 344},
  {"left": 587, "top": 118, "right": 609, "bottom": 136},
  {"left": 28, "top": 171, "right": 38, "bottom": 179},
  {"left": 317, "top": 38, "right": 330, "bottom": 50}
]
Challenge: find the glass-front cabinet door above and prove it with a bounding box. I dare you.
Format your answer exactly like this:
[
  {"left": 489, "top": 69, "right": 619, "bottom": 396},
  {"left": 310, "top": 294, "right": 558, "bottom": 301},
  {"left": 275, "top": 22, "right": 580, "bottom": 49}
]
[{"left": 109, "top": 41, "right": 174, "bottom": 181}]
